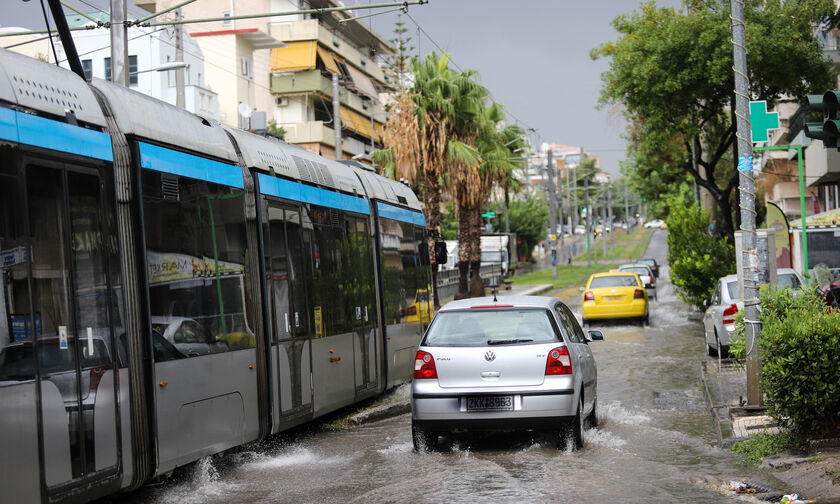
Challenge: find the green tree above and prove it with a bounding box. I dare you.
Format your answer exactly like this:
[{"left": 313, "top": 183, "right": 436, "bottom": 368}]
[
  {"left": 592, "top": 0, "right": 835, "bottom": 242},
  {"left": 507, "top": 194, "right": 549, "bottom": 261},
  {"left": 665, "top": 202, "right": 735, "bottom": 308}
]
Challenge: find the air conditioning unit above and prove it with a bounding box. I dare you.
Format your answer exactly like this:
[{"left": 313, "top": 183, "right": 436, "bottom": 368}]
[{"left": 275, "top": 96, "right": 288, "bottom": 107}]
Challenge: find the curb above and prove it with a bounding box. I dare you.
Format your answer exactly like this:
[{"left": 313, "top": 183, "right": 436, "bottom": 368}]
[
  {"left": 347, "top": 400, "right": 411, "bottom": 425},
  {"left": 513, "top": 284, "right": 554, "bottom": 296}
]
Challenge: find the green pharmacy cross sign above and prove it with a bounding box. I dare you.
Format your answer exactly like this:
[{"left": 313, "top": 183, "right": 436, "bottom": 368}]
[{"left": 750, "top": 100, "right": 780, "bottom": 143}]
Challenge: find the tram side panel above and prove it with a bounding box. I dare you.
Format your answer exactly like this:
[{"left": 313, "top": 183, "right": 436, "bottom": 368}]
[
  {"left": 375, "top": 205, "right": 430, "bottom": 388},
  {"left": 136, "top": 146, "right": 261, "bottom": 475}
]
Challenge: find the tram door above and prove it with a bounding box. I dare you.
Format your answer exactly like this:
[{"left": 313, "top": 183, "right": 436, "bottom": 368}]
[
  {"left": 347, "top": 216, "right": 378, "bottom": 393},
  {"left": 266, "top": 202, "right": 312, "bottom": 418},
  {"left": 26, "top": 165, "right": 120, "bottom": 491}
]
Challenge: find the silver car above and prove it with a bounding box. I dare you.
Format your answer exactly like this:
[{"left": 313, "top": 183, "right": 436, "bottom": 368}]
[
  {"left": 618, "top": 264, "right": 657, "bottom": 301},
  {"left": 410, "top": 296, "right": 603, "bottom": 451},
  {"left": 703, "top": 268, "right": 805, "bottom": 357}
]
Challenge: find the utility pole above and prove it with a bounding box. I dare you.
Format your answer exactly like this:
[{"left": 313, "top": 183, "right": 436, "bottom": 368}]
[
  {"left": 175, "top": 8, "right": 185, "bottom": 108},
  {"left": 584, "top": 173, "right": 591, "bottom": 267},
  {"left": 601, "top": 192, "right": 607, "bottom": 259},
  {"left": 332, "top": 73, "right": 342, "bottom": 159},
  {"left": 624, "top": 183, "right": 630, "bottom": 228},
  {"left": 731, "top": 0, "right": 761, "bottom": 406},
  {"left": 547, "top": 148, "right": 558, "bottom": 278},
  {"left": 558, "top": 162, "right": 565, "bottom": 264},
  {"left": 110, "top": 0, "right": 129, "bottom": 86},
  {"left": 608, "top": 183, "right": 614, "bottom": 245}
]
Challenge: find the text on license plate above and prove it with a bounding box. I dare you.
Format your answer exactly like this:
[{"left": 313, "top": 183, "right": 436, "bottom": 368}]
[
  {"left": 466, "top": 395, "right": 514, "bottom": 411},
  {"left": 605, "top": 296, "right": 623, "bottom": 301}
]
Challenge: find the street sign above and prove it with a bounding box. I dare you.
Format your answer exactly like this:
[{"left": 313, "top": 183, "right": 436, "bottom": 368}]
[
  {"left": 750, "top": 100, "right": 780, "bottom": 143},
  {"left": 481, "top": 211, "right": 495, "bottom": 218}
]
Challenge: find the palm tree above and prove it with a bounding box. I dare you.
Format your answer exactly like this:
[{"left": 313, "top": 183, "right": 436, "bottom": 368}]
[{"left": 372, "top": 52, "right": 479, "bottom": 308}]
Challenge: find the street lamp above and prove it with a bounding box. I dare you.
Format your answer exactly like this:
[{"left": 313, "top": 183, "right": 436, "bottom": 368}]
[{"left": 129, "top": 61, "right": 189, "bottom": 75}]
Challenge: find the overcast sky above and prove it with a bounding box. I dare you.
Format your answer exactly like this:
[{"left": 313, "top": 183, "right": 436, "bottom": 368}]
[{"left": 4, "top": 0, "right": 681, "bottom": 176}]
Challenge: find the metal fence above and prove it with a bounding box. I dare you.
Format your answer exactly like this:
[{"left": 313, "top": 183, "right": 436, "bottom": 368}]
[{"left": 436, "top": 264, "right": 503, "bottom": 300}]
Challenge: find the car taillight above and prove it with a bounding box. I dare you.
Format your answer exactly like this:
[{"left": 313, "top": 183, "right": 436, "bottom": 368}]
[
  {"left": 584, "top": 291, "right": 594, "bottom": 302},
  {"left": 723, "top": 303, "right": 738, "bottom": 324},
  {"left": 650, "top": 276, "right": 655, "bottom": 286},
  {"left": 406, "top": 305, "right": 417, "bottom": 316},
  {"left": 634, "top": 289, "right": 645, "bottom": 299},
  {"left": 414, "top": 350, "right": 437, "bottom": 379},
  {"left": 545, "top": 347, "right": 572, "bottom": 375}
]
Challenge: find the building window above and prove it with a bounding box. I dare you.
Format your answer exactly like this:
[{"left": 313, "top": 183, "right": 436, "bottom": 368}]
[
  {"left": 128, "top": 55, "right": 138, "bottom": 86},
  {"left": 104, "top": 57, "right": 111, "bottom": 81},
  {"left": 81, "top": 59, "right": 92, "bottom": 81}
]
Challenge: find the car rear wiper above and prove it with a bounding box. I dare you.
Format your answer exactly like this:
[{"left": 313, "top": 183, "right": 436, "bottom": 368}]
[{"left": 487, "top": 338, "right": 533, "bottom": 345}]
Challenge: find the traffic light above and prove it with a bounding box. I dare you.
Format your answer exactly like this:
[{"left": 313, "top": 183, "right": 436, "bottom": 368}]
[
  {"left": 580, "top": 206, "right": 587, "bottom": 217},
  {"left": 804, "top": 91, "right": 840, "bottom": 148}
]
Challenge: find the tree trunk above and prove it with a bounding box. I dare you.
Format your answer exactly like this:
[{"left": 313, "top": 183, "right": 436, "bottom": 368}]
[
  {"left": 468, "top": 204, "right": 484, "bottom": 298},
  {"left": 454, "top": 201, "right": 471, "bottom": 300},
  {"left": 424, "top": 171, "right": 443, "bottom": 308}
]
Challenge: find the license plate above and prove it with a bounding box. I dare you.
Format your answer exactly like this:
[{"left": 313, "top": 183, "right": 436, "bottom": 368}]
[
  {"left": 606, "top": 296, "right": 622, "bottom": 301},
  {"left": 466, "top": 395, "right": 514, "bottom": 411}
]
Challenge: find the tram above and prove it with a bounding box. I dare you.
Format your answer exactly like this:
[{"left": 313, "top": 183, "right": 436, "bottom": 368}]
[{"left": 0, "top": 47, "right": 432, "bottom": 503}]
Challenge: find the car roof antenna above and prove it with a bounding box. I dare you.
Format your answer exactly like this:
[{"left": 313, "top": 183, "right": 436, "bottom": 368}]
[{"left": 492, "top": 286, "right": 498, "bottom": 302}]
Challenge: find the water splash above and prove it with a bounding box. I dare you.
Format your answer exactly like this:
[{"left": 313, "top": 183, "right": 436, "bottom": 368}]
[
  {"left": 242, "top": 447, "right": 349, "bottom": 470},
  {"left": 584, "top": 428, "right": 627, "bottom": 448},
  {"left": 193, "top": 456, "right": 219, "bottom": 486},
  {"left": 601, "top": 400, "right": 652, "bottom": 425},
  {"left": 376, "top": 442, "right": 413, "bottom": 455}
]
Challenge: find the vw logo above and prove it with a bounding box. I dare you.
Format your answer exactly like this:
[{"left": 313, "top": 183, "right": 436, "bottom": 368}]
[{"left": 484, "top": 350, "right": 496, "bottom": 362}]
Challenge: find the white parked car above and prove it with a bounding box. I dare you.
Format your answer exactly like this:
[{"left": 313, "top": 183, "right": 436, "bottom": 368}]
[
  {"left": 643, "top": 219, "right": 665, "bottom": 229},
  {"left": 703, "top": 268, "right": 805, "bottom": 357}
]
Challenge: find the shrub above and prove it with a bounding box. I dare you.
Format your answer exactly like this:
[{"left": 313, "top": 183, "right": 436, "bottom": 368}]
[
  {"left": 731, "top": 431, "right": 795, "bottom": 465},
  {"left": 757, "top": 287, "right": 840, "bottom": 438},
  {"left": 665, "top": 203, "right": 735, "bottom": 309}
]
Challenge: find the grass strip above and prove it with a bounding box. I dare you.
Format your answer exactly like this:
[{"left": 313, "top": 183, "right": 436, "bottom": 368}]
[{"left": 511, "top": 263, "right": 613, "bottom": 291}]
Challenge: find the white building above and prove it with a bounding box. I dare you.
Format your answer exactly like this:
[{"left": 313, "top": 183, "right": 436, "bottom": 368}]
[{"left": 1, "top": 10, "right": 219, "bottom": 119}]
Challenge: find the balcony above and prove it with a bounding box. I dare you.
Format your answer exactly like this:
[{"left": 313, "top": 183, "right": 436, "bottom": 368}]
[
  {"left": 270, "top": 69, "right": 386, "bottom": 123},
  {"left": 281, "top": 120, "right": 371, "bottom": 159},
  {"left": 270, "top": 20, "right": 387, "bottom": 84}
]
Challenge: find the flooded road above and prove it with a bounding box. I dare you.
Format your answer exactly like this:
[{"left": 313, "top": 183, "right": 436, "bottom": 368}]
[{"left": 115, "top": 231, "right": 781, "bottom": 503}]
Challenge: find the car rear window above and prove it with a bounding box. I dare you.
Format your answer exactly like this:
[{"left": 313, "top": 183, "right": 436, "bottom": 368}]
[
  {"left": 727, "top": 281, "right": 739, "bottom": 299},
  {"left": 778, "top": 273, "right": 800, "bottom": 289},
  {"left": 620, "top": 267, "right": 649, "bottom": 277},
  {"left": 423, "top": 309, "right": 558, "bottom": 347},
  {"left": 590, "top": 275, "right": 639, "bottom": 288},
  {"left": 640, "top": 259, "right": 657, "bottom": 267}
]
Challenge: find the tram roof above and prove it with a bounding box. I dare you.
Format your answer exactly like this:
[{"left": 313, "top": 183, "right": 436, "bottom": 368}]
[
  {"left": 0, "top": 48, "right": 107, "bottom": 128},
  {"left": 348, "top": 163, "right": 423, "bottom": 213},
  {"left": 223, "top": 126, "right": 366, "bottom": 197},
  {"left": 89, "top": 78, "right": 239, "bottom": 164}
]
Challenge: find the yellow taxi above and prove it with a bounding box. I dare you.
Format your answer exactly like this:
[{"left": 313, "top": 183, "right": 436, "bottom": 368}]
[{"left": 581, "top": 271, "right": 649, "bottom": 326}]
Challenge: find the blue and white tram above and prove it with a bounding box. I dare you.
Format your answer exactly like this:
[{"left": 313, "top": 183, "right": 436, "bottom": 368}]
[{"left": 0, "top": 48, "right": 431, "bottom": 504}]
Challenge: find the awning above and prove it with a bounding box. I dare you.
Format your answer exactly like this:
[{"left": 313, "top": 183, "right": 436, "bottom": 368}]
[
  {"left": 344, "top": 63, "right": 380, "bottom": 102},
  {"left": 339, "top": 106, "right": 382, "bottom": 142},
  {"left": 316, "top": 46, "right": 341, "bottom": 75},
  {"left": 271, "top": 41, "right": 316, "bottom": 72}
]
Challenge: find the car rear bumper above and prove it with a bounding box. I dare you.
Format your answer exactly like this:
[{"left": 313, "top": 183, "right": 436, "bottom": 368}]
[
  {"left": 582, "top": 300, "right": 647, "bottom": 320},
  {"left": 411, "top": 387, "right": 576, "bottom": 425}
]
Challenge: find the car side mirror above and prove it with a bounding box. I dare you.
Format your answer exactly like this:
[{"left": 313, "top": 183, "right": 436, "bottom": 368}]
[
  {"left": 579, "top": 286, "right": 585, "bottom": 292},
  {"left": 587, "top": 330, "right": 604, "bottom": 342},
  {"left": 703, "top": 299, "right": 711, "bottom": 309}
]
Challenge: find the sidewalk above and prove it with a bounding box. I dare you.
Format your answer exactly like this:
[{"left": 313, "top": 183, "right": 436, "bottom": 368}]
[{"left": 701, "top": 357, "right": 840, "bottom": 501}]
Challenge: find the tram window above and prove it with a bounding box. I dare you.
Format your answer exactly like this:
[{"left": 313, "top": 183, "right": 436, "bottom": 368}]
[
  {"left": 1, "top": 171, "right": 35, "bottom": 383},
  {"left": 307, "top": 205, "right": 346, "bottom": 337},
  {"left": 142, "top": 171, "right": 254, "bottom": 357},
  {"left": 378, "top": 218, "right": 421, "bottom": 327}
]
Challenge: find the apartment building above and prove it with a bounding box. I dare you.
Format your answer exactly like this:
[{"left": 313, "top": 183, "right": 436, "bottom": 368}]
[
  {"left": 151, "top": 0, "right": 391, "bottom": 161},
  {"left": 268, "top": 0, "right": 392, "bottom": 160}
]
